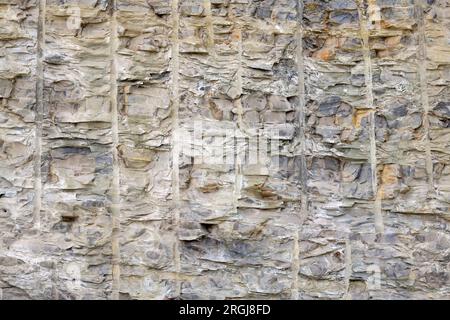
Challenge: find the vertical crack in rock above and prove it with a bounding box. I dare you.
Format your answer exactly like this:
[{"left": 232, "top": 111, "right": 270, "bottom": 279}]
[
  {"left": 291, "top": 229, "right": 300, "bottom": 299},
  {"left": 234, "top": 25, "right": 244, "bottom": 216},
  {"left": 230, "top": 3, "right": 245, "bottom": 220},
  {"left": 296, "top": 1, "right": 308, "bottom": 226},
  {"left": 414, "top": 0, "right": 434, "bottom": 193},
  {"left": 343, "top": 236, "right": 352, "bottom": 299},
  {"left": 33, "top": 0, "right": 46, "bottom": 231},
  {"left": 292, "top": 0, "right": 308, "bottom": 300},
  {"left": 171, "top": 0, "right": 181, "bottom": 298},
  {"left": 203, "top": 0, "right": 215, "bottom": 56},
  {"left": 110, "top": 0, "right": 121, "bottom": 300},
  {"left": 357, "top": 0, "right": 384, "bottom": 236}
]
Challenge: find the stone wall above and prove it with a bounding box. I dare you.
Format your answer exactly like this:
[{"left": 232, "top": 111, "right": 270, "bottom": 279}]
[{"left": 0, "top": 0, "right": 449, "bottom": 300}]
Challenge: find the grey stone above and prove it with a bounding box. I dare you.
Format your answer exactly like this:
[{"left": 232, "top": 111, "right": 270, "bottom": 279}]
[{"left": 1, "top": 0, "right": 449, "bottom": 301}]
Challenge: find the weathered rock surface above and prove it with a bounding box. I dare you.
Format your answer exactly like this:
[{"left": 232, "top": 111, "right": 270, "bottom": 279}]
[{"left": 0, "top": 0, "right": 449, "bottom": 300}]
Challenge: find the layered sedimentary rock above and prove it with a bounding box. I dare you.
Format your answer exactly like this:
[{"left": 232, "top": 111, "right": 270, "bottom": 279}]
[{"left": 0, "top": 0, "right": 449, "bottom": 300}]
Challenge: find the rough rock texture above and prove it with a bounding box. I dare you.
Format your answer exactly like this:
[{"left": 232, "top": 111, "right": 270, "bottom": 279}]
[{"left": 0, "top": 0, "right": 449, "bottom": 300}]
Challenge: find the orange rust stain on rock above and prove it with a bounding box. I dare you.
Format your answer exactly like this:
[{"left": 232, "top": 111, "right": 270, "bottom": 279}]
[
  {"left": 381, "top": 164, "right": 399, "bottom": 185},
  {"left": 313, "top": 47, "right": 335, "bottom": 61},
  {"left": 312, "top": 38, "right": 346, "bottom": 61},
  {"left": 352, "top": 109, "right": 371, "bottom": 128},
  {"left": 379, "top": 164, "right": 400, "bottom": 199}
]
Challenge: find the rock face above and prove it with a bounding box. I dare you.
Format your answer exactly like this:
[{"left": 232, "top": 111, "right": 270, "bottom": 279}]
[{"left": 0, "top": 0, "right": 449, "bottom": 300}]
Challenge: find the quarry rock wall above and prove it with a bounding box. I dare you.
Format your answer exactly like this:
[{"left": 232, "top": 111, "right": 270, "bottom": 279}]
[{"left": 0, "top": 0, "right": 449, "bottom": 299}]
